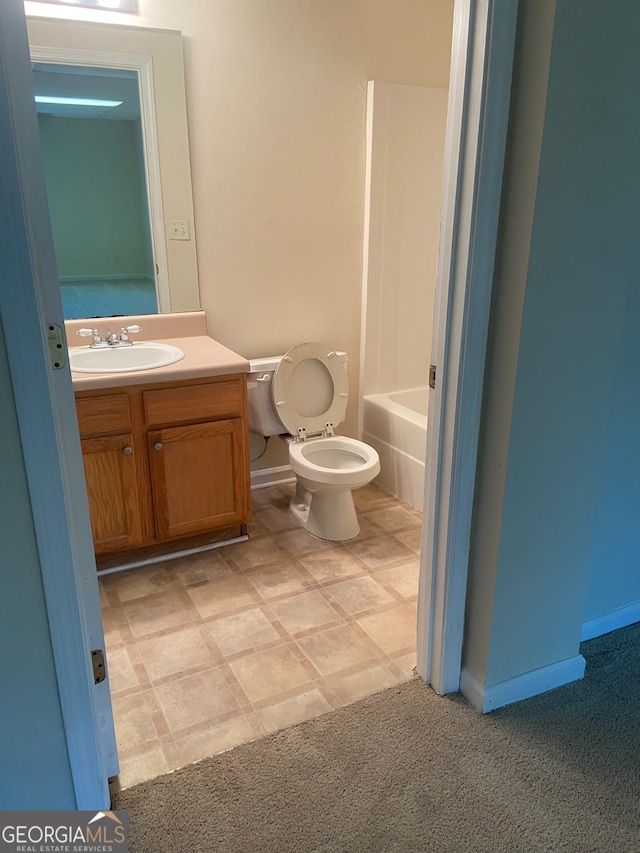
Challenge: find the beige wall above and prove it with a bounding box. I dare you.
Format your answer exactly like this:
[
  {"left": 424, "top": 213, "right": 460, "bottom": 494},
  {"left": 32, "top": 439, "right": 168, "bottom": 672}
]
[{"left": 27, "top": 0, "right": 453, "bottom": 444}]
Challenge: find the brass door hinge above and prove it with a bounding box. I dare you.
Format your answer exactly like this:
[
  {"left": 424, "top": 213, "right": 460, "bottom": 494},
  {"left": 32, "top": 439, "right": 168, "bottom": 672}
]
[{"left": 429, "top": 364, "right": 437, "bottom": 389}]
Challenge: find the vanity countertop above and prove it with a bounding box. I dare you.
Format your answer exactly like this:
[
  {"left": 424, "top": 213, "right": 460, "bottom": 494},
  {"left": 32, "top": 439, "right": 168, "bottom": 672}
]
[{"left": 66, "top": 311, "right": 249, "bottom": 391}]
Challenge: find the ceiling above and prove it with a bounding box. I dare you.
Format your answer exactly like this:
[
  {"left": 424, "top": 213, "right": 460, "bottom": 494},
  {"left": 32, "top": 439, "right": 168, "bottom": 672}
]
[{"left": 32, "top": 63, "right": 140, "bottom": 121}]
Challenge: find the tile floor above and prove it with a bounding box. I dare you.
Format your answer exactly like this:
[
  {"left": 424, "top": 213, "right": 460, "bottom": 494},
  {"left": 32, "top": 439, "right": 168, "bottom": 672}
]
[{"left": 101, "top": 482, "right": 421, "bottom": 790}]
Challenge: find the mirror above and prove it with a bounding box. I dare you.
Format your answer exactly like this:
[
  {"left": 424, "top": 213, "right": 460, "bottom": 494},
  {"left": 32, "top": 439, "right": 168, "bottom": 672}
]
[
  {"left": 34, "top": 61, "right": 157, "bottom": 318},
  {"left": 26, "top": 17, "right": 200, "bottom": 318}
]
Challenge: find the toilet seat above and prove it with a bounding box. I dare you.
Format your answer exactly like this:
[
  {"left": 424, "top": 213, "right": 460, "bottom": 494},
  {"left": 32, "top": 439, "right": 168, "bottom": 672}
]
[
  {"left": 272, "top": 342, "right": 348, "bottom": 441},
  {"left": 289, "top": 436, "right": 380, "bottom": 486}
]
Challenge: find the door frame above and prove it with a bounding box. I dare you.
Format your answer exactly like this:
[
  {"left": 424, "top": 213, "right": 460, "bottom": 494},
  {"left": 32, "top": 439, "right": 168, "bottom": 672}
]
[
  {"left": 0, "top": 0, "right": 115, "bottom": 807},
  {"left": 416, "top": 0, "right": 520, "bottom": 694}
]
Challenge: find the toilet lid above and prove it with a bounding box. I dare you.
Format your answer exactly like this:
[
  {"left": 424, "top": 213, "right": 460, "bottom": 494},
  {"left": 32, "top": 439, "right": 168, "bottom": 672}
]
[{"left": 272, "top": 342, "right": 348, "bottom": 438}]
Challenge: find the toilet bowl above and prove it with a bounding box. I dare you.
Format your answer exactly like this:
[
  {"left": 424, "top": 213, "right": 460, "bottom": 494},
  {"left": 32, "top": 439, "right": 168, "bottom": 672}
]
[{"left": 247, "top": 343, "right": 381, "bottom": 541}]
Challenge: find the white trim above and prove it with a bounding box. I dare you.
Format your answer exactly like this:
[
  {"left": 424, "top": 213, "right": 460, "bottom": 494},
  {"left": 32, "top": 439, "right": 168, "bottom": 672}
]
[
  {"left": 460, "top": 656, "right": 587, "bottom": 714},
  {"left": 29, "top": 45, "right": 171, "bottom": 312},
  {"left": 416, "top": 0, "right": 520, "bottom": 695},
  {"left": 251, "top": 465, "right": 295, "bottom": 491},
  {"left": 581, "top": 602, "right": 640, "bottom": 642}
]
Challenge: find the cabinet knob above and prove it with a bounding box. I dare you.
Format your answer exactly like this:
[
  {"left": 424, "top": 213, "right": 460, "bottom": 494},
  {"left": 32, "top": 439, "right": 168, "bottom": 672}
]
[
  {"left": 154, "top": 442, "right": 163, "bottom": 451},
  {"left": 123, "top": 446, "right": 132, "bottom": 455}
]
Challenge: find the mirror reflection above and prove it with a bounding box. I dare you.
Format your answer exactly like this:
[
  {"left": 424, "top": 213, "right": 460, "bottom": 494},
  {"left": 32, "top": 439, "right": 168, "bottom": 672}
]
[
  {"left": 34, "top": 62, "right": 158, "bottom": 319},
  {"left": 27, "top": 17, "right": 201, "bottom": 319}
]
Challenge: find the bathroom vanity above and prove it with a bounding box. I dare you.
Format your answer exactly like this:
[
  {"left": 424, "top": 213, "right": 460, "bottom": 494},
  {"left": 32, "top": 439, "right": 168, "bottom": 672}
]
[{"left": 68, "top": 312, "right": 251, "bottom": 560}]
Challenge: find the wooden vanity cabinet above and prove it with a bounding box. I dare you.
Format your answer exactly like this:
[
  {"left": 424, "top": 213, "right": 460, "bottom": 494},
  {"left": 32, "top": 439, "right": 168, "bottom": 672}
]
[
  {"left": 75, "top": 393, "right": 144, "bottom": 554},
  {"left": 75, "top": 374, "right": 251, "bottom": 556}
]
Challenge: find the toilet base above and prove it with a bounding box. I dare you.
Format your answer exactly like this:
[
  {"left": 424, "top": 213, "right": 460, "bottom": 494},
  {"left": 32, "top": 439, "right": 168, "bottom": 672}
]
[{"left": 289, "top": 481, "right": 360, "bottom": 541}]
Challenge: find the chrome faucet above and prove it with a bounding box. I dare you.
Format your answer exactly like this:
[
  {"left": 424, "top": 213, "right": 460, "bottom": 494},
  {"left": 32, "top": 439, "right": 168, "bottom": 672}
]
[{"left": 76, "top": 324, "right": 141, "bottom": 348}]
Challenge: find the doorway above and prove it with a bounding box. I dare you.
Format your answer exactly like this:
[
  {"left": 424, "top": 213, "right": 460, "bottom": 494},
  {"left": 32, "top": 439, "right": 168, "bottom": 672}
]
[{"left": 7, "top": 0, "right": 522, "bottom": 803}]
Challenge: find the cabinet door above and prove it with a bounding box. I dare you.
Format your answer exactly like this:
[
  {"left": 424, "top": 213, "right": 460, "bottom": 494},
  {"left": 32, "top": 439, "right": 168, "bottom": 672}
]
[
  {"left": 148, "top": 419, "right": 250, "bottom": 540},
  {"left": 80, "top": 434, "right": 143, "bottom": 554}
]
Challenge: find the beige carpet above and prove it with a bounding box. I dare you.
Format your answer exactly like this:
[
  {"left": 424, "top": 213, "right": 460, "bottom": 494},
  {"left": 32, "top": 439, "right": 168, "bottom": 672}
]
[{"left": 114, "top": 623, "right": 640, "bottom": 852}]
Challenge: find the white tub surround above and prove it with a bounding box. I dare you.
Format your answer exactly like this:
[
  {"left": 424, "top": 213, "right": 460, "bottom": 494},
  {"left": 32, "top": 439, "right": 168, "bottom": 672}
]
[
  {"left": 362, "top": 388, "right": 427, "bottom": 511},
  {"left": 359, "top": 81, "right": 447, "bottom": 509}
]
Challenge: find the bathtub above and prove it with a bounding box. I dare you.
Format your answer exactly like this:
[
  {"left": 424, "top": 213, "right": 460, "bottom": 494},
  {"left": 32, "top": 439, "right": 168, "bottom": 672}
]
[{"left": 361, "top": 387, "right": 428, "bottom": 511}]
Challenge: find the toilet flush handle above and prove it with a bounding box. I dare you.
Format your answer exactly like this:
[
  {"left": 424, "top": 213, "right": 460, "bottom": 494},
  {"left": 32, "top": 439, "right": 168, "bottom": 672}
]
[{"left": 256, "top": 374, "right": 271, "bottom": 383}]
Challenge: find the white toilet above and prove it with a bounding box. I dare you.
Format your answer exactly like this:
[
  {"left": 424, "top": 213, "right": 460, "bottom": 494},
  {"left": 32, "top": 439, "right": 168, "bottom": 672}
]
[{"left": 247, "top": 342, "right": 380, "bottom": 541}]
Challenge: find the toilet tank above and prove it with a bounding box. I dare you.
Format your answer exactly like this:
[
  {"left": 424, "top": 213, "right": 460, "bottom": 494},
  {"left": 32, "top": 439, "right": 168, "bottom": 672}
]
[
  {"left": 247, "top": 350, "right": 349, "bottom": 437},
  {"left": 247, "top": 356, "right": 285, "bottom": 437}
]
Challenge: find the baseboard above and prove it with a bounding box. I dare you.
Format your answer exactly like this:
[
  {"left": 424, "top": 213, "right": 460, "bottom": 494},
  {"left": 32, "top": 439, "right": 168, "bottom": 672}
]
[
  {"left": 581, "top": 601, "right": 640, "bottom": 642},
  {"left": 59, "top": 274, "right": 153, "bottom": 284},
  {"left": 460, "top": 654, "right": 586, "bottom": 713},
  {"left": 250, "top": 464, "right": 295, "bottom": 490}
]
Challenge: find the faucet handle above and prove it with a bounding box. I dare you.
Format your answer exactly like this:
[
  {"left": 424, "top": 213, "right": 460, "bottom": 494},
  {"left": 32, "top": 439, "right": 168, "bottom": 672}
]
[
  {"left": 77, "top": 328, "right": 102, "bottom": 345},
  {"left": 120, "top": 324, "right": 141, "bottom": 342}
]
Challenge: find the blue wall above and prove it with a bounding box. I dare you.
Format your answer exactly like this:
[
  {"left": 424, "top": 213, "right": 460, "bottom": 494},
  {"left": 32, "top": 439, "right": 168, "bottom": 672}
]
[
  {"left": 39, "top": 115, "right": 153, "bottom": 281},
  {"left": 467, "top": 0, "right": 640, "bottom": 689}
]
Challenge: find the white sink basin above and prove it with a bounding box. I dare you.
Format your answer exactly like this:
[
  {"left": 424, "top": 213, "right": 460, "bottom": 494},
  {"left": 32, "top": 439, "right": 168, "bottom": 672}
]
[{"left": 69, "top": 342, "right": 185, "bottom": 374}]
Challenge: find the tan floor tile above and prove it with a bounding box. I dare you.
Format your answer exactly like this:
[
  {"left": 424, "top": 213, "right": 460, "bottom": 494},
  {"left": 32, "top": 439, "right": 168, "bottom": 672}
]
[
  {"left": 353, "top": 483, "right": 394, "bottom": 511},
  {"left": 123, "top": 591, "right": 195, "bottom": 638},
  {"left": 175, "top": 715, "right": 257, "bottom": 765},
  {"left": 167, "top": 550, "right": 233, "bottom": 587},
  {"left": 321, "top": 576, "right": 396, "bottom": 615},
  {"left": 102, "top": 607, "right": 124, "bottom": 648},
  {"left": 105, "top": 482, "right": 422, "bottom": 790},
  {"left": 136, "top": 625, "right": 215, "bottom": 682},
  {"left": 222, "top": 536, "right": 290, "bottom": 571},
  {"left": 276, "top": 528, "right": 332, "bottom": 557},
  {"left": 392, "top": 653, "right": 418, "bottom": 679},
  {"left": 256, "top": 505, "right": 299, "bottom": 533},
  {"left": 352, "top": 515, "right": 383, "bottom": 540},
  {"left": 347, "top": 536, "right": 414, "bottom": 570},
  {"left": 299, "top": 548, "right": 365, "bottom": 583},
  {"left": 357, "top": 603, "right": 417, "bottom": 655},
  {"left": 106, "top": 564, "right": 174, "bottom": 602},
  {"left": 117, "top": 748, "right": 170, "bottom": 790},
  {"left": 375, "top": 560, "right": 421, "bottom": 599},
  {"left": 246, "top": 515, "right": 271, "bottom": 537},
  {"left": 327, "top": 663, "right": 404, "bottom": 704},
  {"left": 251, "top": 485, "right": 290, "bottom": 510},
  {"left": 256, "top": 689, "right": 332, "bottom": 734},
  {"left": 268, "top": 591, "right": 341, "bottom": 636},
  {"left": 229, "top": 645, "right": 311, "bottom": 704},
  {"left": 368, "top": 505, "right": 422, "bottom": 532},
  {"left": 393, "top": 527, "right": 423, "bottom": 553},
  {"left": 205, "top": 607, "right": 280, "bottom": 656},
  {"left": 112, "top": 690, "right": 165, "bottom": 752},
  {"left": 296, "top": 624, "right": 379, "bottom": 677},
  {"left": 154, "top": 668, "right": 239, "bottom": 732},
  {"left": 187, "top": 574, "right": 257, "bottom": 619},
  {"left": 106, "top": 646, "right": 140, "bottom": 694},
  {"left": 245, "top": 561, "right": 313, "bottom": 599}
]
